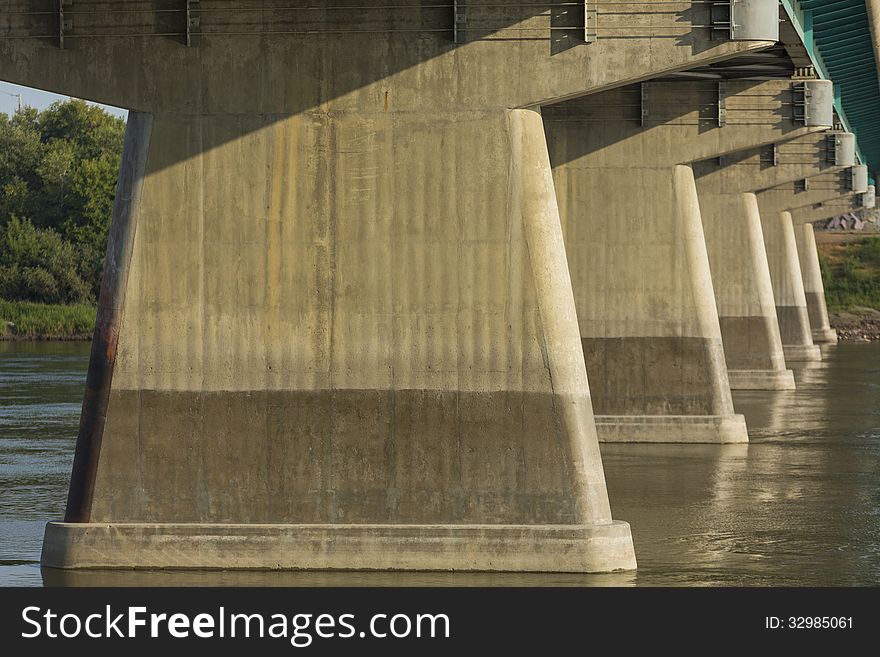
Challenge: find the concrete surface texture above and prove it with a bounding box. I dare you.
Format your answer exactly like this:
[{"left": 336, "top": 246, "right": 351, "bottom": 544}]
[
  {"left": 760, "top": 211, "right": 823, "bottom": 362},
  {"left": 757, "top": 168, "right": 867, "bottom": 216},
  {"left": 791, "top": 195, "right": 862, "bottom": 224},
  {"left": 41, "top": 521, "right": 638, "bottom": 573},
  {"left": 795, "top": 224, "right": 838, "bottom": 345},
  {"left": 544, "top": 78, "right": 829, "bottom": 440},
  {"left": 692, "top": 130, "right": 850, "bottom": 390},
  {"left": 695, "top": 131, "right": 854, "bottom": 192},
  {"left": 0, "top": 1, "right": 773, "bottom": 112}
]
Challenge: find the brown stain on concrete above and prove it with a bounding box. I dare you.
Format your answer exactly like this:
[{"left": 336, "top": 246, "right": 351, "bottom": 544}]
[{"left": 91, "top": 388, "right": 584, "bottom": 527}]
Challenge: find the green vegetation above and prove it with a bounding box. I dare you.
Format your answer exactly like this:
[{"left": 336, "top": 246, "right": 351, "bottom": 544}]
[
  {"left": 819, "top": 236, "right": 880, "bottom": 313},
  {"left": 0, "top": 99, "right": 124, "bottom": 337},
  {"left": 0, "top": 299, "right": 96, "bottom": 339}
]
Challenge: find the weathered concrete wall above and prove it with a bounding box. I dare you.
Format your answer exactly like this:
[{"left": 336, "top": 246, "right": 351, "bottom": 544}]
[
  {"left": 754, "top": 160, "right": 861, "bottom": 227},
  {"left": 695, "top": 131, "right": 852, "bottom": 193},
  {"left": 795, "top": 224, "right": 837, "bottom": 344},
  {"left": 544, "top": 79, "right": 828, "bottom": 438},
  {"left": 760, "top": 211, "right": 822, "bottom": 361}
]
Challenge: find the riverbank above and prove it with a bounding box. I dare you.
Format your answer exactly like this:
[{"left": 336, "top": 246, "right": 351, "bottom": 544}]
[
  {"left": 0, "top": 300, "right": 95, "bottom": 340},
  {"left": 816, "top": 233, "right": 880, "bottom": 342},
  {"left": 830, "top": 308, "right": 880, "bottom": 342}
]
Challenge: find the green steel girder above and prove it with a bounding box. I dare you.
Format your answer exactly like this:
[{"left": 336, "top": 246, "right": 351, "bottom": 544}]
[
  {"left": 786, "top": 0, "right": 880, "bottom": 178},
  {"left": 819, "top": 35, "right": 871, "bottom": 50},
  {"left": 817, "top": 37, "right": 873, "bottom": 52}
]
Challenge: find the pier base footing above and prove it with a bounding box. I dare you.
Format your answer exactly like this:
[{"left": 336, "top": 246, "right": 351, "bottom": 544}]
[
  {"left": 595, "top": 414, "right": 748, "bottom": 443},
  {"left": 811, "top": 328, "right": 838, "bottom": 345},
  {"left": 782, "top": 344, "right": 822, "bottom": 362},
  {"left": 41, "top": 521, "right": 637, "bottom": 573},
  {"left": 727, "top": 369, "right": 796, "bottom": 390}
]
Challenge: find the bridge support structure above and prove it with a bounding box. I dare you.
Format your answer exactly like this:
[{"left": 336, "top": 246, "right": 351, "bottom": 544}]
[
  {"left": 692, "top": 130, "right": 852, "bottom": 388},
  {"left": 2, "top": 0, "right": 782, "bottom": 573},
  {"left": 756, "top": 164, "right": 869, "bottom": 360},
  {"left": 795, "top": 224, "right": 838, "bottom": 345},
  {"left": 544, "top": 78, "right": 830, "bottom": 441}
]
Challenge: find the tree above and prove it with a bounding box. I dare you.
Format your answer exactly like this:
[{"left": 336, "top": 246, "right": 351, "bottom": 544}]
[
  {"left": 0, "top": 108, "right": 44, "bottom": 222},
  {"left": 0, "top": 99, "right": 125, "bottom": 303}
]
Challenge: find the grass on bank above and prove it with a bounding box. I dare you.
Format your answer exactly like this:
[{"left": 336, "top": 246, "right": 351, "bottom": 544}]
[
  {"left": 818, "top": 236, "right": 880, "bottom": 313},
  {"left": 0, "top": 299, "right": 96, "bottom": 339}
]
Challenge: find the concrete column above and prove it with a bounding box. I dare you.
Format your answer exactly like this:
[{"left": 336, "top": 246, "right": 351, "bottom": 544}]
[
  {"left": 753, "top": 164, "right": 866, "bottom": 360},
  {"left": 549, "top": 150, "right": 747, "bottom": 443},
  {"left": 691, "top": 130, "right": 852, "bottom": 389},
  {"left": 760, "top": 211, "right": 822, "bottom": 362},
  {"left": 544, "top": 78, "right": 832, "bottom": 441},
  {"left": 795, "top": 224, "right": 838, "bottom": 344},
  {"left": 41, "top": 107, "right": 639, "bottom": 573},
  {"left": 699, "top": 192, "right": 794, "bottom": 389}
]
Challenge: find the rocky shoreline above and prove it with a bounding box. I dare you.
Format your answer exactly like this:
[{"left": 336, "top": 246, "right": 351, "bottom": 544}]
[{"left": 830, "top": 309, "right": 880, "bottom": 343}]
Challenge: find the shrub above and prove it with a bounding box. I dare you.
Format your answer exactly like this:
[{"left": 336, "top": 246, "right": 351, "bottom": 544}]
[{"left": 0, "top": 216, "right": 92, "bottom": 304}]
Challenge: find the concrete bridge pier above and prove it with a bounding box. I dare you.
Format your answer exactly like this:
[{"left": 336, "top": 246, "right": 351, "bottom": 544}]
[
  {"left": 694, "top": 131, "right": 855, "bottom": 380},
  {"left": 795, "top": 224, "right": 838, "bottom": 345},
  {"left": 760, "top": 210, "right": 823, "bottom": 362},
  {"left": 544, "top": 77, "right": 828, "bottom": 442},
  {"left": 693, "top": 129, "right": 851, "bottom": 389},
  {"left": 41, "top": 104, "right": 644, "bottom": 573},
  {"left": 788, "top": 184, "right": 875, "bottom": 342},
  {"left": 758, "top": 164, "right": 869, "bottom": 360},
  {"left": 700, "top": 191, "right": 795, "bottom": 390}
]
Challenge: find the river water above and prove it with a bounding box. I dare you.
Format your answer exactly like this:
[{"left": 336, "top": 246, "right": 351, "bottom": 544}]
[{"left": 1, "top": 341, "right": 878, "bottom": 586}]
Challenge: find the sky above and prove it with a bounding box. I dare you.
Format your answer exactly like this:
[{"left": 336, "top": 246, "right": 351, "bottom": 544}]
[{"left": 0, "top": 82, "right": 127, "bottom": 119}]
